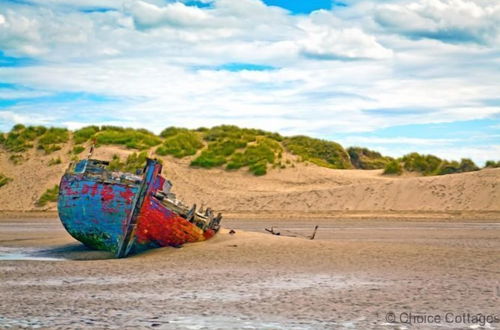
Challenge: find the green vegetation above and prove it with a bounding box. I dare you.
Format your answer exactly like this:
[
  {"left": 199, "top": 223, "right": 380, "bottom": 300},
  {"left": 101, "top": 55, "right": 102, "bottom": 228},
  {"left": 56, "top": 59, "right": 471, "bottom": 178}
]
[
  {"left": 189, "top": 126, "right": 283, "bottom": 175},
  {"left": 48, "top": 157, "right": 62, "bottom": 166},
  {"left": 485, "top": 160, "right": 500, "bottom": 168},
  {"left": 190, "top": 150, "right": 227, "bottom": 168},
  {"left": 9, "top": 154, "right": 25, "bottom": 165},
  {"left": 348, "top": 147, "right": 393, "bottom": 169},
  {"left": 283, "top": 136, "right": 352, "bottom": 169},
  {"left": 38, "top": 127, "right": 69, "bottom": 154},
  {"left": 383, "top": 159, "right": 403, "bottom": 175},
  {"left": 160, "top": 127, "right": 190, "bottom": 138},
  {"left": 36, "top": 185, "right": 59, "bottom": 207},
  {"left": 0, "top": 173, "right": 12, "bottom": 188},
  {"left": 226, "top": 138, "right": 281, "bottom": 175},
  {"left": 0, "top": 124, "right": 489, "bottom": 177},
  {"left": 73, "top": 125, "right": 100, "bottom": 144},
  {"left": 202, "top": 125, "right": 282, "bottom": 143},
  {"left": 156, "top": 128, "right": 203, "bottom": 158},
  {"left": 401, "top": 153, "right": 442, "bottom": 175},
  {"left": 456, "top": 158, "right": 479, "bottom": 173},
  {"left": 1, "top": 125, "right": 46, "bottom": 152},
  {"left": 108, "top": 151, "right": 155, "bottom": 173},
  {"left": 95, "top": 126, "right": 161, "bottom": 150},
  {"left": 72, "top": 145, "right": 86, "bottom": 154},
  {"left": 383, "top": 153, "right": 480, "bottom": 176}
]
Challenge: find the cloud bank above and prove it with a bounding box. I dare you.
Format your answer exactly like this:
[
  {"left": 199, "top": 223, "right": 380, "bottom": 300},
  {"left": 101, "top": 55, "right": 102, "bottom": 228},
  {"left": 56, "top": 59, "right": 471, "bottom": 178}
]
[{"left": 0, "top": 0, "right": 498, "bottom": 163}]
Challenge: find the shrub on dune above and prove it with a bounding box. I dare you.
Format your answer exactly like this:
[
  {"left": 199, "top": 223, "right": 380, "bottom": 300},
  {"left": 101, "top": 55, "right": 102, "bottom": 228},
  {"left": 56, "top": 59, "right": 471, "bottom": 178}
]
[
  {"left": 36, "top": 185, "right": 59, "bottom": 207},
  {"left": 38, "top": 128, "right": 69, "bottom": 154},
  {"left": 383, "top": 159, "right": 403, "bottom": 175},
  {"left": 73, "top": 126, "right": 100, "bottom": 144},
  {"left": 226, "top": 138, "right": 279, "bottom": 175},
  {"left": 107, "top": 151, "right": 152, "bottom": 173},
  {"left": 72, "top": 145, "right": 86, "bottom": 154},
  {"left": 348, "top": 146, "right": 393, "bottom": 169},
  {"left": 485, "top": 160, "right": 500, "bottom": 168},
  {"left": 95, "top": 127, "right": 161, "bottom": 150},
  {"left": 0, "top": 173, "right": 13, "bottom": 188},
  {"left": 2, "top": 125, "right": 46, "bottom": 152},
  {"left": 156, "top": 130, "right": 203, "bottom": 158},
  {"left": 283, "top": 136, "right": 352, "bottom": 169},
  {"left": 190, "top": 150, "right": 227, "bottom": 168}
]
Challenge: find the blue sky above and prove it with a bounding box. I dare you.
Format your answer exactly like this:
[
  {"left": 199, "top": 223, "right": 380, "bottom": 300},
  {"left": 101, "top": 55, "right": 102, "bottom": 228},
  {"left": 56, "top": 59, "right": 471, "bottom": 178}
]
[{"left": 0, "top": 0, "right": 499, "bottom": 164}]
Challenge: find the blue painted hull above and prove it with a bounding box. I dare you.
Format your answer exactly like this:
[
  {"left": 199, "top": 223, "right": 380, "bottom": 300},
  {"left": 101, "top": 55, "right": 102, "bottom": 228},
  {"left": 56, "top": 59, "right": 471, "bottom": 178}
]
[{"left": 58, "top": 174, "right": 139, "bottom": 253}]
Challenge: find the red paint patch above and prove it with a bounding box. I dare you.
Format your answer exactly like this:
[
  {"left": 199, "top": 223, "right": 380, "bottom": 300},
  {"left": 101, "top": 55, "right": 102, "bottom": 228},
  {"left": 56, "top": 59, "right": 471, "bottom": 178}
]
[
  {"left": 82, "top": 184, "right": 90, "bottom": 195},
  {"left": 90, "top": 183, "right": 99, "bottom": 197},
  {"left": 120, "top": 188, "right": 135, "bottom": 204},
  {"left": 135, "top": 196, "right": 206, "bottom": 247},
  {"left": 100, "top": 185, "right": 115, "bottom": 202}
]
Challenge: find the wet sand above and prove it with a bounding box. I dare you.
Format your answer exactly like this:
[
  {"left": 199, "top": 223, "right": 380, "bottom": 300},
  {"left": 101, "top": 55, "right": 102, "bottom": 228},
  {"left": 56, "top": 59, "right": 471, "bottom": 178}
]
[{"left": 1, "top": 216, "right": 499, "bottom": 329}]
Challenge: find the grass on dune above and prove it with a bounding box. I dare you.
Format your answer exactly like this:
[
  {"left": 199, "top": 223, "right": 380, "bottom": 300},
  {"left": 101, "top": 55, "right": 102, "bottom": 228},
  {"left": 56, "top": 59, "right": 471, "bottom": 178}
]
[
  {"left": 73, "top": 125, "right": 100, "bottom": 144},
  {"left": 1, "top": 124, "right": 496, "bottom": 177},
  {"left": 38, "top": 127, "right": 70, "bottom": 154},
  {"left": 95, "top": 126, "right": 162, "bottom": 150},
  {"left": 72, "top": 145, "right": 86, "bottom": 155},
  {"left": 383, "top": 159, "right": 403, "bottom": 175},
  {"left": 0, "top": 173, "right": 13, "bottom": 188},
  {"left": 348, "top": 147, "right": 393, "bottom": 170},
  {"left": 36, "top": 185, "right": 59, "bottom": 207},
  {"left": 283, "top": 136, "right": 352, "bottom": 169},
  {"left": 1, "top": 124, "right": 46, "bottom": 152},
  {"left": 108, "top": 151, "right": 161, "bottom": 173},
  {"left": 73, "top": 126, "right": 162, "bottom": 150},
  {"left": 190, "top": 126, "right": 283, "bottom": 175},
  {"left": 383, "top": 153, "right": 480, "bottom": 176},
  {"left": 48, "top": 157, "right": 62, "bottom": 166},
  {"left": 156, "top": 128, "right": 203, "bottom": 158},
  {"left": 226, "top": 137, "right": 281, "bottom": 175},
  {"left": 485, "top": 160, "right": 500, "bottom": 168}
]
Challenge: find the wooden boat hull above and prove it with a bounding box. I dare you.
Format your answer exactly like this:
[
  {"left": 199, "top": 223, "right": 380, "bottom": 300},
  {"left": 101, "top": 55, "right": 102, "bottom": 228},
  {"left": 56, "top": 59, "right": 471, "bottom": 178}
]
[{"left": 57, "top": 158, "right": 218, "bottom": 258}]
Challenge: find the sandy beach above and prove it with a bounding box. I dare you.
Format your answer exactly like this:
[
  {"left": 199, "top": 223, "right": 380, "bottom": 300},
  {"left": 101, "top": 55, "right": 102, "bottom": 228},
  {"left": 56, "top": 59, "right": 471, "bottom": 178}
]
[
  {"left": 1, "top": 146, "right": 499, "bottom": 329},
  {"left": 1, "top": 215, "right": 499, "bottom": 329}
]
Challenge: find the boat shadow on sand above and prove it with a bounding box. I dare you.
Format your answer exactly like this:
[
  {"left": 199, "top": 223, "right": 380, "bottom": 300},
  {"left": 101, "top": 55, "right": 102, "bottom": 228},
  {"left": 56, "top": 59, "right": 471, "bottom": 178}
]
[{"left": 0, "top": 244, "right": 115, "bottom": 261}]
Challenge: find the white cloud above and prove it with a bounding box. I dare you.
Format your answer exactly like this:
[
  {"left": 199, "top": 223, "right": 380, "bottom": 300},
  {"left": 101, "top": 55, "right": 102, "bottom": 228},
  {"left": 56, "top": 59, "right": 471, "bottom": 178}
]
[
  {"left": 374, "top": 0, "right": 500, "bottom": 45},
  {"left": 128, "top": 1, "right": 210, "bottom": 29}
]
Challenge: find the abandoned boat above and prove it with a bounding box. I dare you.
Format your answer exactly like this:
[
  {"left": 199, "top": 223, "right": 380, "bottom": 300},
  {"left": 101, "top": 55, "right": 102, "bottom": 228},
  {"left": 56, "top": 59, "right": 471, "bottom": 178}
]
[{"left": 57, "top": 157, "right": 221, "bottom": 258}]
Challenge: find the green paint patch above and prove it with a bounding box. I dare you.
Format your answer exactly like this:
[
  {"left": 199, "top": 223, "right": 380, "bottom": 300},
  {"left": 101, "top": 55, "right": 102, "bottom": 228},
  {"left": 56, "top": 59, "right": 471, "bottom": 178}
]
[{"left": 71, "top": 231, "right": 113, "bottom": 252}]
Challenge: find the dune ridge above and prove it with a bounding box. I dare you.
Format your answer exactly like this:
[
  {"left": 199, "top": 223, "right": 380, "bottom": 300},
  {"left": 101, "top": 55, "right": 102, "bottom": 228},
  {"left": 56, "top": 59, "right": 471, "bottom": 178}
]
[{"left": 0, "top": 145, "right": 499, "bottom": 218}]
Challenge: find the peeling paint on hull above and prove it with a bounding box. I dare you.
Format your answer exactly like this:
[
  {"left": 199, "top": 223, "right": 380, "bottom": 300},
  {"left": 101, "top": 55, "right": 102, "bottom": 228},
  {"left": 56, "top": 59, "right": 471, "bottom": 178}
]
[{"left": 57, "top": 158, "right": 220, "bottom": 258}]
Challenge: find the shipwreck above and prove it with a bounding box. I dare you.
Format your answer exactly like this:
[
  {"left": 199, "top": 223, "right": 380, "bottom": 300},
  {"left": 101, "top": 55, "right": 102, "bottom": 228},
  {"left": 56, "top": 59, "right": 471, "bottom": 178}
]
[{"left": 57, "top": 157, "right": 221, "bottom": 258}]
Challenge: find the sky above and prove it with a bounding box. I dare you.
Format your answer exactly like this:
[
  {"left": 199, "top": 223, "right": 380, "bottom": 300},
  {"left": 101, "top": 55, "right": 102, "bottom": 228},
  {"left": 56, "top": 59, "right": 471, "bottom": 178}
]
[{"left": 0, "top": 0, "right": 499, "bottom": 164}]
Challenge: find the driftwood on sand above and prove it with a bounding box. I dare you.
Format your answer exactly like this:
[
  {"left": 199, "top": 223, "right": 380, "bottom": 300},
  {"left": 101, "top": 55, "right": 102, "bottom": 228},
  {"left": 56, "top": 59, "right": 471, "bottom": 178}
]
[{"left": 265, "top": 225, "right": 319, "bottom": 240}]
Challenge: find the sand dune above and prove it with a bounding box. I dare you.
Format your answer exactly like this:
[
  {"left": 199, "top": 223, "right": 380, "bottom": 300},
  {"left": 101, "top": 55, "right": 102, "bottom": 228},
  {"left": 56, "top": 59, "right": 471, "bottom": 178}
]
[{"left": 1, "top": 145, "right": 499, "bottom": 218}]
